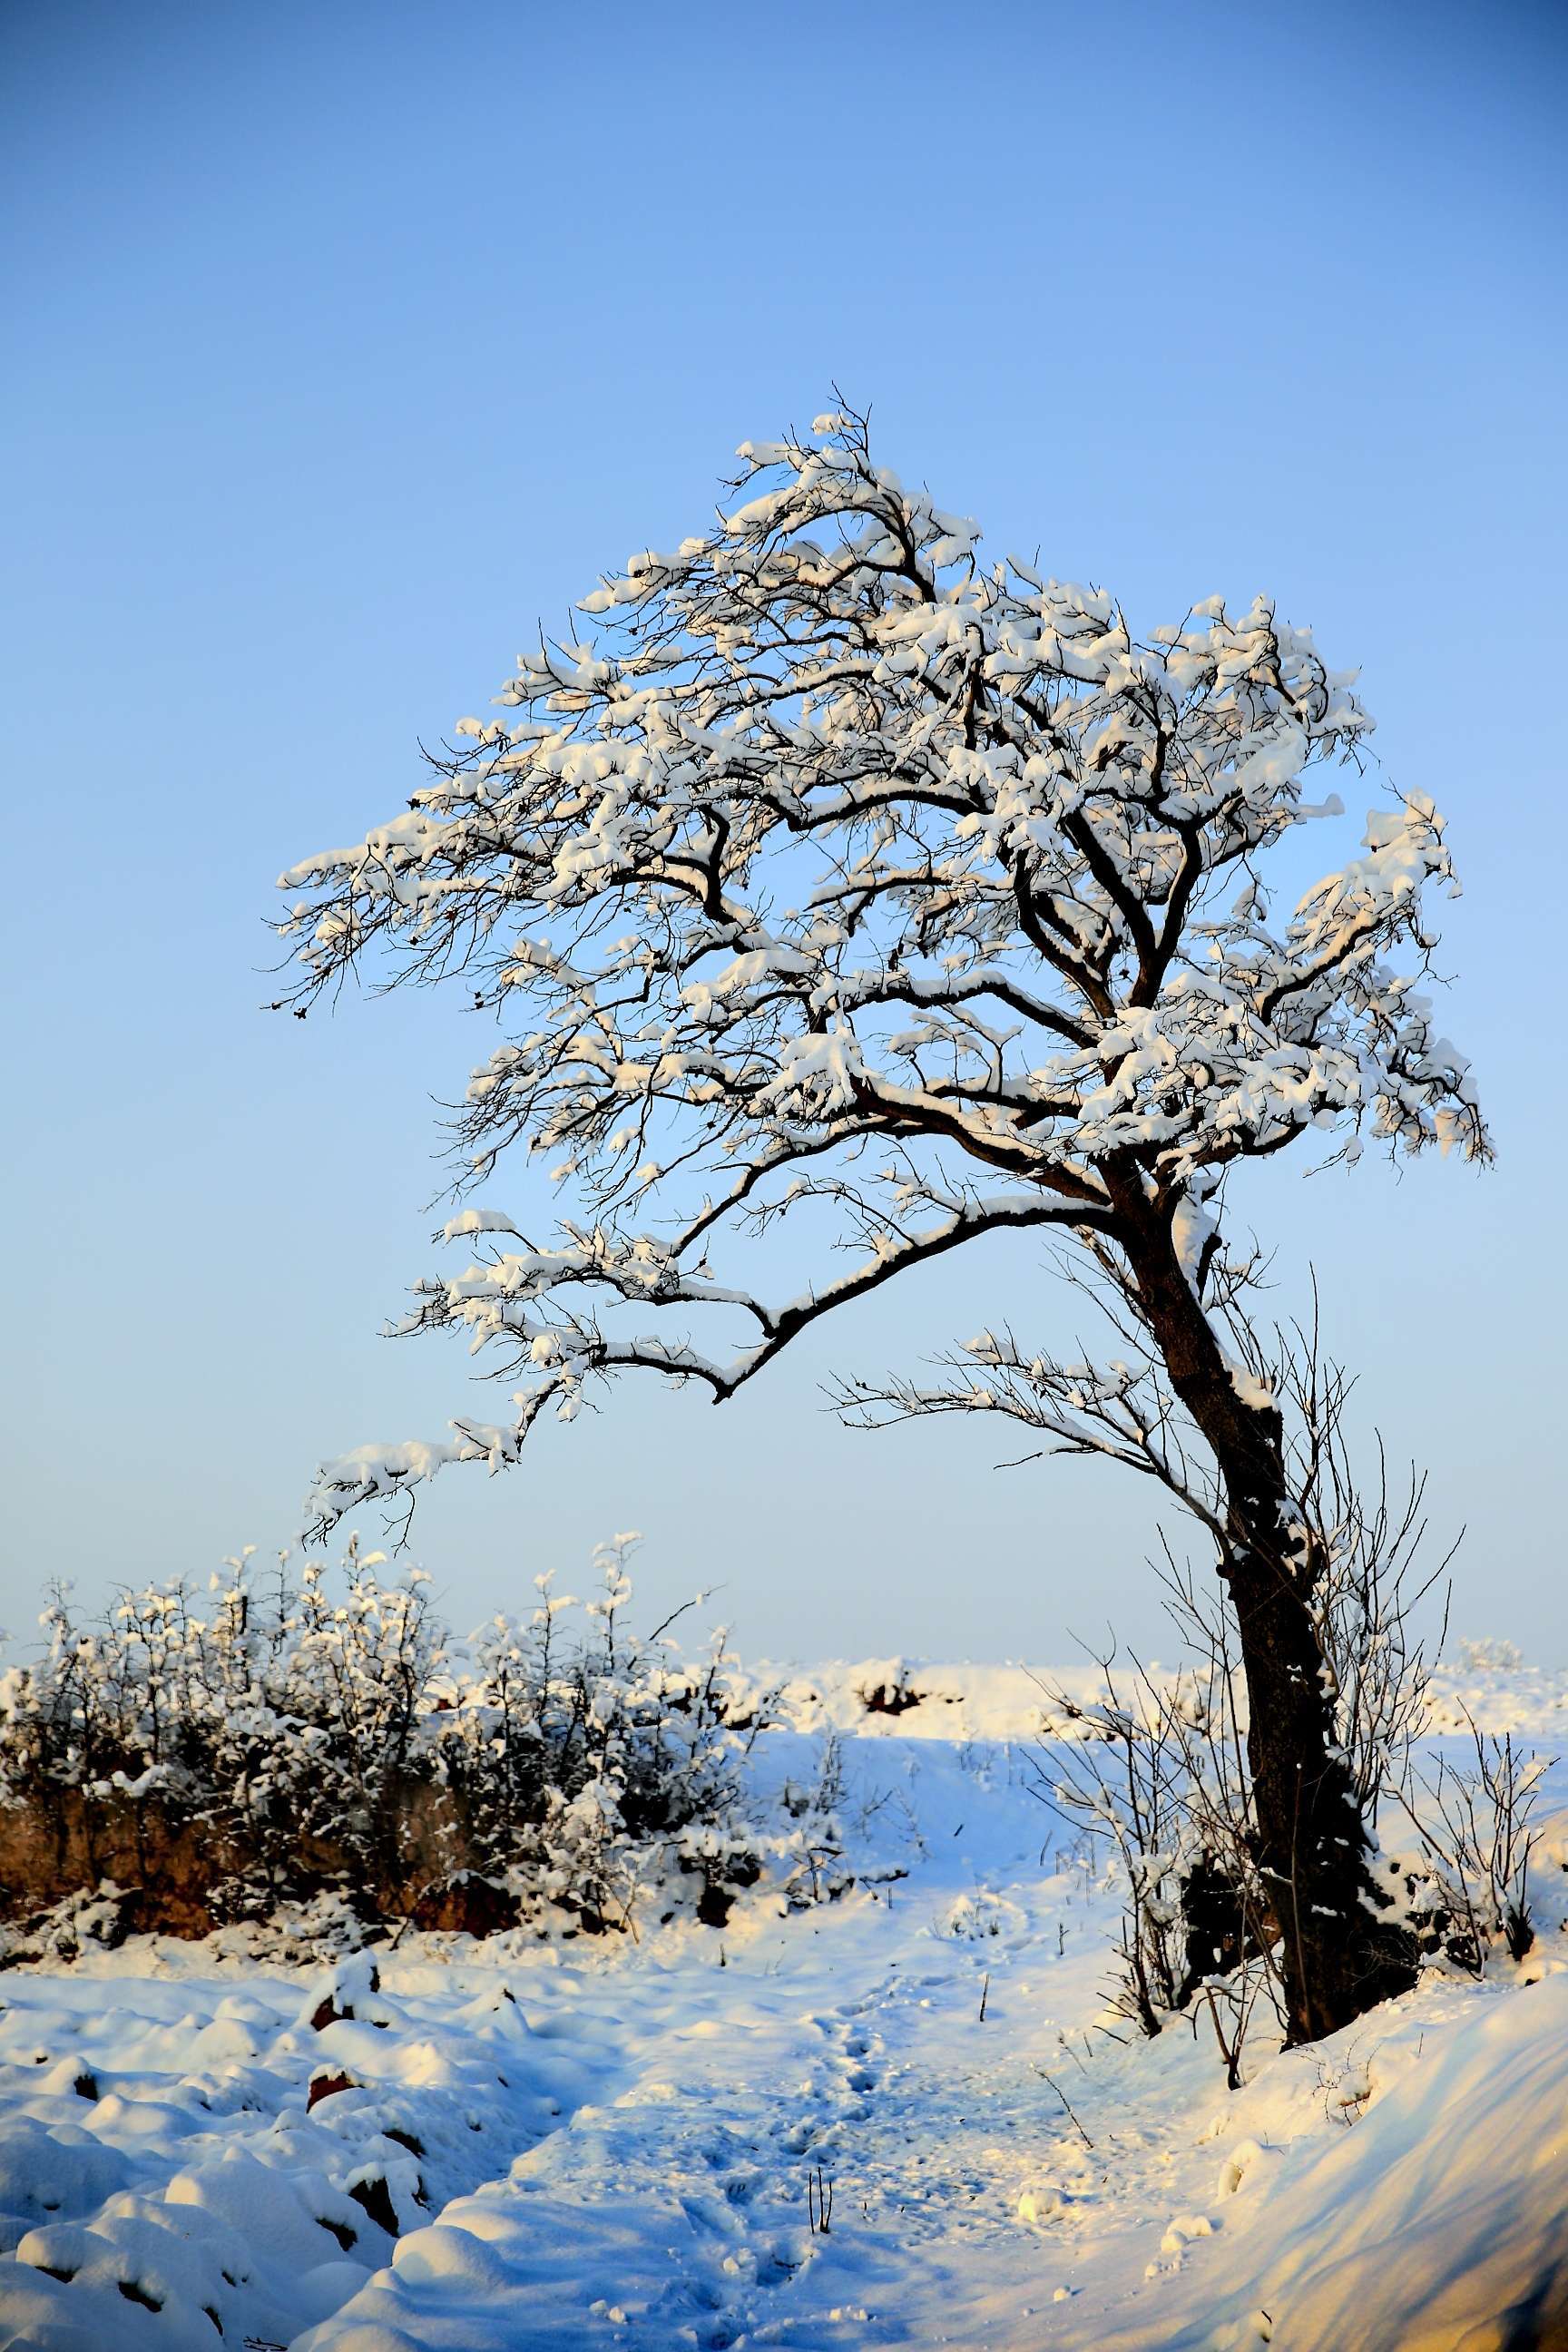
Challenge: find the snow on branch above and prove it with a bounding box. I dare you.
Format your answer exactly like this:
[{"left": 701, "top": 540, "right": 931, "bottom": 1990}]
[
  {"left": 277, "top": 407, "right": 1488, "bottom": 1528},
  {"left": 304, "top": 1183, "right": 1100, "bottom": 1529}
]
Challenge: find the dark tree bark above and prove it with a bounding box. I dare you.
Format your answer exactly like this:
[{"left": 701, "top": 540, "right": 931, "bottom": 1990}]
[{"left": 1105, "top": 1166, "right": 1416, "bottom": 2043}]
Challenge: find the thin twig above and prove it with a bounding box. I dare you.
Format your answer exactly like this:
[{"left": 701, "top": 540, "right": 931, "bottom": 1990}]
[{"left": 1034, "top": 2066, "right": 1094, "bottom": 2149}]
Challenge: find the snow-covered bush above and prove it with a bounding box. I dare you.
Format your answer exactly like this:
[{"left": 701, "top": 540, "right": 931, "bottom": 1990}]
[
  {"left": 434, "top": 1540, "right": 769, "bottom": 1932},
  {"left": 771, "top": 1732, "right": 856, "bottom": 1912},
  {"left": 0, "top": 1538, "right": 451, "bottom": 1917},
  {"left": 0, "top": 1537, "right": 767, "bottom": 1938},
  {"left": 1453, "top": 1636, "right": 1524, "bottom": 1674}
]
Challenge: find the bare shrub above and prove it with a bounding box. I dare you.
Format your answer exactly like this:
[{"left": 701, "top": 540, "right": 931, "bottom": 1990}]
[
  {"left": 1396, "top": 1714, "right": 1552, "bottom": 1971},
  {"left": 1031, "top": 1642, "right": 1282, "bottom": 2080},
  {"left": 1028, "top": 1304, "right": 1454, "bottom": 2076},
  {"left": 1235, "top": 1293, "right": 1455, "bottom": 1816}
]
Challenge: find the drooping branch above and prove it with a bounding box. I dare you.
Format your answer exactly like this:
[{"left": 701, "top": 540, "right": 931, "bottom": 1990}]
[{"left": 305, "top": 1184, "right": 1112, "bottom": 1531}]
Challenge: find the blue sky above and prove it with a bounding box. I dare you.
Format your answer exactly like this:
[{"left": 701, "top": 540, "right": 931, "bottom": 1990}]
[{"left": 3, "top": 0, "right": 1564, "bottom": 1661}]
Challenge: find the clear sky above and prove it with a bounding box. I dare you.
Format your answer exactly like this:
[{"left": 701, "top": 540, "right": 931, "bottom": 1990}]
[{"left": 3, "top": 0, "right": 1564, "bottom": 1664}]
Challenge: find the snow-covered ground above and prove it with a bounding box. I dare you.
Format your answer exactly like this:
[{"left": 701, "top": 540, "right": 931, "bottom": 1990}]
[{"left": 2, "top": 1657, "right": 1566, "bottom": 2352}]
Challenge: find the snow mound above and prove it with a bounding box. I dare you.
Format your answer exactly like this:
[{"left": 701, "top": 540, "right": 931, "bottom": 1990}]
[
  {"left": 0, "top": 1955, "right": 576, "bottom": 2348},
  {"left": 1085, "top": 1972, "right": 1568, "bottom": 2348}
]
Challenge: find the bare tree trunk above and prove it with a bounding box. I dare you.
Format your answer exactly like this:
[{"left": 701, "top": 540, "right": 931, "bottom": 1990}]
[
  {"left": 1107, "top": 1175, "right": 1416, "bottom": 2043},
  {"left": 1223, "top": 1539, "right": 1415, "bottom": 2041}
]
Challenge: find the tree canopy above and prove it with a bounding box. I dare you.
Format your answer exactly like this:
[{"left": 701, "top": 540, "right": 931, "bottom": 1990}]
[{"left": 278, "top": 408, "right": 1485, "bottom": 1531}]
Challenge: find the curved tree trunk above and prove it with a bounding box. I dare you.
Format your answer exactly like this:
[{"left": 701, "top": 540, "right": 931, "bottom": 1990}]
[{"left": 1107, "top": 1178, "right": 1416, "bottom": 2043}]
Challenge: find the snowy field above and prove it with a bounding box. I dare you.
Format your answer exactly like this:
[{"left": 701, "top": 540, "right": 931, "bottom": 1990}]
[{"left": 2, "top": 1655, "right": 1566, "bottom": 2352}]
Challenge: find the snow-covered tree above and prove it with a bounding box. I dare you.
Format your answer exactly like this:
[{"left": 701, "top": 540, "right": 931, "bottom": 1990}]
[{"left": 277, "top": 407, "right": 1485, "bottom": 2041}]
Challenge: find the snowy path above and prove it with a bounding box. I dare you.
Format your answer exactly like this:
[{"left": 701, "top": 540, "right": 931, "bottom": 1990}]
[
  {"left": 0, "top": 1736, "right": 1181, "bottom": 2349},
  {"left": 4, "top": 1704, "right": 1568, "bottom": 2349},
  {"left": 298, "top": 1809, "right": 1146, "bottom": 2349}
]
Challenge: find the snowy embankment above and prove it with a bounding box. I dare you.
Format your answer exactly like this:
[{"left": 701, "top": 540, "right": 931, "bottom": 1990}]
[
  {"left": 727, "top": 1650, "right": 1568, "bottom": 1744},
  {"left": 0, "top": 1661, "right": 1565, "bottom": 2351}
]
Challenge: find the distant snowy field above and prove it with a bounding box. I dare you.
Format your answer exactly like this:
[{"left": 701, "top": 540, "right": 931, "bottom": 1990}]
[{"left": 2, "top": 1654, "right": 1566, "bottom": 2352}]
